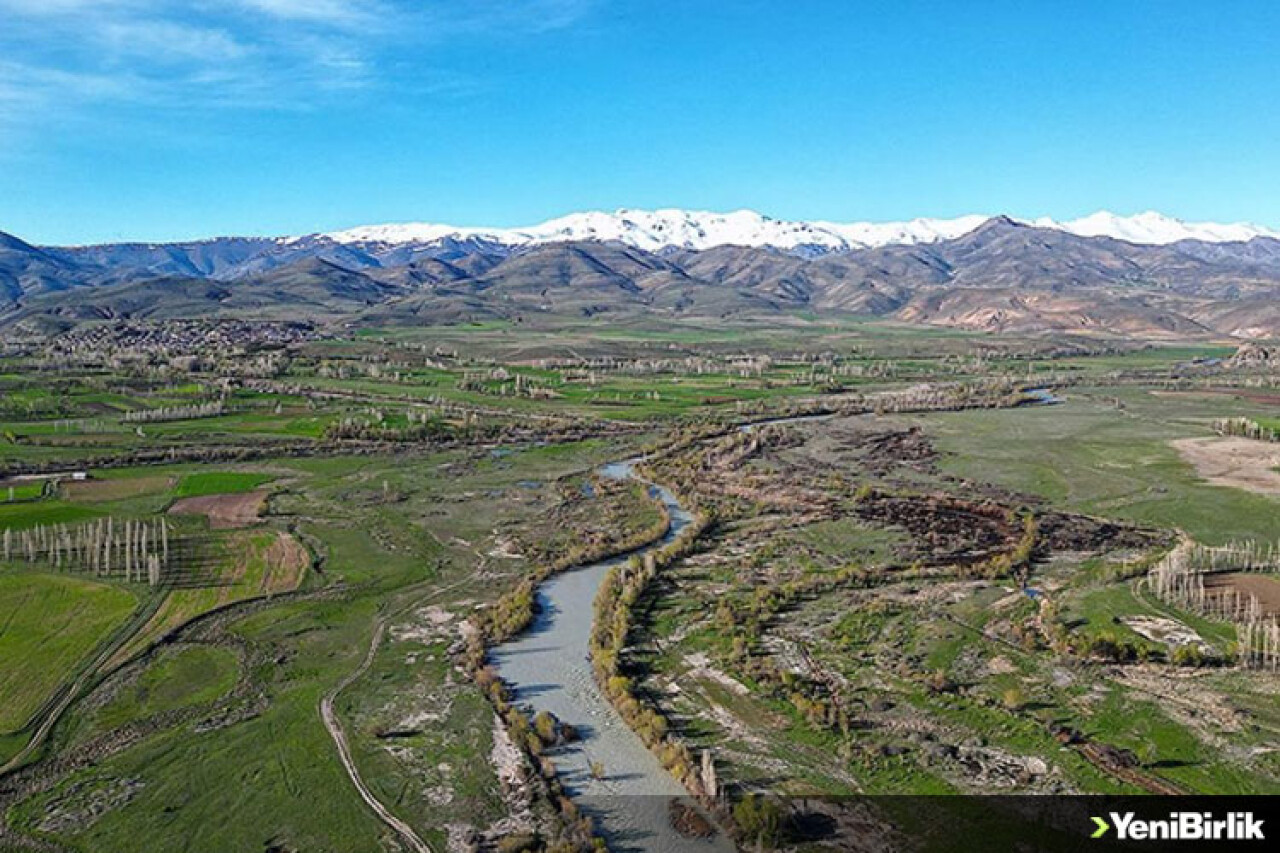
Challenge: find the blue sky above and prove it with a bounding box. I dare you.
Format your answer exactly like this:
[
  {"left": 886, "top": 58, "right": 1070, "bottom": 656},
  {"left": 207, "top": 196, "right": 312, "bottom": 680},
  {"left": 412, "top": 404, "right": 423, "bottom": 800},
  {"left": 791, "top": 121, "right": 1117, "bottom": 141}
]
[{"left": 2, "top": 0, "right": 1279, "bottom": 244}]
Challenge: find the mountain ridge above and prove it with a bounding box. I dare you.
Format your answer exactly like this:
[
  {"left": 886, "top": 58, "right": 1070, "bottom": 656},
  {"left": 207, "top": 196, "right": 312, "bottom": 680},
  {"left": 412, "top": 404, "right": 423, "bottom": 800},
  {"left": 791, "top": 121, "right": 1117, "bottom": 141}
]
[
  {"left": 316, "top": 208, "right": 1280, "bottom": 253},
  {"left": 6, "top": 214, "right": 1280, "bottom": 340},
  {"left": 39, "top": 208, "right": 1280, "bottom": 256}
]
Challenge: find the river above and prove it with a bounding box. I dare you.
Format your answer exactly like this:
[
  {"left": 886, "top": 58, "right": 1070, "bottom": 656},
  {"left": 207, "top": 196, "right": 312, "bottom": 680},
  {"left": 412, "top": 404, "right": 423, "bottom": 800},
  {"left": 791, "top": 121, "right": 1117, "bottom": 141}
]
[
  {"left": 490, "top": 460, "right": 734, "bottom": 853},
  {"left": 491, "top": 397, "right": 1067, "bottom": 848}
]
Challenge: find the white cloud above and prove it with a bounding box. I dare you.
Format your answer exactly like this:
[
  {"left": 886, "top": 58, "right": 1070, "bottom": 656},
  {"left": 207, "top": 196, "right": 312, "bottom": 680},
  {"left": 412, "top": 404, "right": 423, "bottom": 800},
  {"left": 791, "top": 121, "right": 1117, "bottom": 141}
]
[
  {"left": 0, "top": 0, "right": 597, "bottom": 142},
  {"left": 411, "top": 0, "right": 596, "bottom": 36},
  {"left": 100, "top": 20, "right": 249, "bottom": 62},
  {"left": 0, "top": 61, "right": 137, "bottom": 106},
  {"left": 0, "top": 0, "right": 136, "bottom": 14},
  {"left": 236, "top": 0, "right": 384, "bottom": 26}
]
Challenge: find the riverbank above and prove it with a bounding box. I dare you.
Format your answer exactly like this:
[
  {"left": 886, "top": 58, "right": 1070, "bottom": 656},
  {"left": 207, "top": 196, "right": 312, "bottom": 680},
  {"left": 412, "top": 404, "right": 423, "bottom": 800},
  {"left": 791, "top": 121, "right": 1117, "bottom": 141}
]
[{"left": 491, "top": 461, "right": 731, "bottom": 852}]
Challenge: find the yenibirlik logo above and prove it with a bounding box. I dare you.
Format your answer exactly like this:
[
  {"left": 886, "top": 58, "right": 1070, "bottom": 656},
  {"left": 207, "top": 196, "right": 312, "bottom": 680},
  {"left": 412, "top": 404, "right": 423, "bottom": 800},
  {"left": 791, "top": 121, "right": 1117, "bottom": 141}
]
[{"left": 1092, "top": 812, "right": 1265, "bottom": 842}]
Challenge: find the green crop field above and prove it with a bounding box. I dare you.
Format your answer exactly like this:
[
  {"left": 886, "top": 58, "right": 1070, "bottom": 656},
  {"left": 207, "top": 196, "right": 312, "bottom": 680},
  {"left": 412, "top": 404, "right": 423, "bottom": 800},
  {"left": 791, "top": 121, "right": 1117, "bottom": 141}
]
[
  {"left": 0, "top": 482, "right": 45, "bottom": 502},
  {"left": 0, "top": 573, "right": 138, "bottom": 733},
  {"left": 0, "top": 501, "right": 105, "bottom": 530},
  {"left": 174, "top": 472, "right": 275, "bottom": 498}
]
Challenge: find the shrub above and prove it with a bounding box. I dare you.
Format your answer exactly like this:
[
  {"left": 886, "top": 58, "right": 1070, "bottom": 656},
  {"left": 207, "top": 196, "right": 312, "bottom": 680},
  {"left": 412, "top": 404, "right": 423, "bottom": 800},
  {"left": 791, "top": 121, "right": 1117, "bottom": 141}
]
[
  {"left": 1087, "top": 631, "right": 1138, "bottom": 662},
  {"left": 733, "top": 794, "right": 784, "bottom": 848},
  {"left": 1170, "top": 644, "right": 1205, "bottom": 667},
  {"left": 497, "top": 833, "right": 540, "bottom": 853},
  {"left": 533, "top": 710, "right": 559, "bottom": 745},
  {"left": 925, "top": 669, "right": 956, "bottom": 694}
]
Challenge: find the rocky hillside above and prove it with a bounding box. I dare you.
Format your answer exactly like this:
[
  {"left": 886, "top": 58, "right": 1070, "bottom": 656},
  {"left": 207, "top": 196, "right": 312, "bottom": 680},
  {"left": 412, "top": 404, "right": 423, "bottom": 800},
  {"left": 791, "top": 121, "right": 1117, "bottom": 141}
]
[{"left": 5, "top": 217, "right": 1280, "bottom": 339}]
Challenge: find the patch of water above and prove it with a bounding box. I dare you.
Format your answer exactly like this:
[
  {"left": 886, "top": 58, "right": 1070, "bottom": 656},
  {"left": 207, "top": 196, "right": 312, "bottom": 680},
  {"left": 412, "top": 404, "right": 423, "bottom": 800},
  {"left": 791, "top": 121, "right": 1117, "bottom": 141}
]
[{"left": 491, "top": 458, "right": 727, "bottom": 852}]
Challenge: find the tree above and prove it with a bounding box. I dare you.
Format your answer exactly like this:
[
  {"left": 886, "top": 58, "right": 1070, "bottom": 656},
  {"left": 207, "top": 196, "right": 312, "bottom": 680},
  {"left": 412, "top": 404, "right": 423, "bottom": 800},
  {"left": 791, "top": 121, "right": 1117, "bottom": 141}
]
[{"left": 533, "top": 710, "right": 559, "bottom": 746}]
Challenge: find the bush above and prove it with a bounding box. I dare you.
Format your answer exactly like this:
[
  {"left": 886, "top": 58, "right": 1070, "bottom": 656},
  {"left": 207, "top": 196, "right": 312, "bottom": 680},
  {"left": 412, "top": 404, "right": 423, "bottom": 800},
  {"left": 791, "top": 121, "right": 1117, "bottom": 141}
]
[
  {"left": 925, "top": 669, "right": 956, "bottom": 694},
  {"left": 733, "top": 794, "right": 783, "bottom": 848},
  {"left": 533, "top": 710, "right": 559, "bottom": 745},
  {"left": 1170, "top": 644, "right": 1206, "bottom": 667},
  {"left": 497, "top": 833, "right": 541, "bottom": 853},
  {"left": 1087, "top": 631, "right": 1138, "bottom": 662}
]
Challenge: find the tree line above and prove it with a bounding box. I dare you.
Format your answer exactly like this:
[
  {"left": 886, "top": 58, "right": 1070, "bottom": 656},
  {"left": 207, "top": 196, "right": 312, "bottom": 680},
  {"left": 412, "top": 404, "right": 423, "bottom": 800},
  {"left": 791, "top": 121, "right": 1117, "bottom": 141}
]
[
  {"left": 2, "top": 517, "right": 174, "bottom": 586},
  {"left": 122, "top": 400, "right": 226, "bottom": 424},
  {"left": 1148, "top": 538, "right": 1279, "bottom": 670},
  {"left": 1213, "top": 417, "right": 1279, "bottom": 443},
  {"left": 589, "top": 519, "right": 716, "bottom": 797}
]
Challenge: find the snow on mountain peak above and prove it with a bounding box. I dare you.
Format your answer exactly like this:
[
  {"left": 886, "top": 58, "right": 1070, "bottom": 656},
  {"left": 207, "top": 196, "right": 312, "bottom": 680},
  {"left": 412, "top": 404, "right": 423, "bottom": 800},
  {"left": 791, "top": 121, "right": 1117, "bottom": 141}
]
[
  {"left": 320, "top": 209, "right": 1280, "bottom": 254},
  {"left": 1029, "top": 210, "right": 1280, "bottom": 245},
  {"left": 322, "top": 209, "right": 994, "bottom": 253}
]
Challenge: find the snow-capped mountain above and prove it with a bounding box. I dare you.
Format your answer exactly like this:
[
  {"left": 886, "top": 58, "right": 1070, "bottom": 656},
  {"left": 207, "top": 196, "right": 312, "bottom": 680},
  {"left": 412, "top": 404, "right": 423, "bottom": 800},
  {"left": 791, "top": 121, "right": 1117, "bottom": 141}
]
[
  {"left": 320, "top": 209, "right": 1280, "bottom": 254},
  {"left": 10, "top": 210, "right": 1280, "bottom": 339},
  {"left": 322, "top": 210, "right": 993, "bottom": 253},
  {"left": 1030, "top": 211, "right": 1280, "bottom": 246}
]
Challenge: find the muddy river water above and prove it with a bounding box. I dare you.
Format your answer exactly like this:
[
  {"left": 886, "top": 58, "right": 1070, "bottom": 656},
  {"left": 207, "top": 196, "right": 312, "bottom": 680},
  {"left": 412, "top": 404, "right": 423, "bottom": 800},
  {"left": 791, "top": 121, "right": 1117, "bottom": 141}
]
[{"left": 491, "top": 459, "right": 734, "bottom": 852}]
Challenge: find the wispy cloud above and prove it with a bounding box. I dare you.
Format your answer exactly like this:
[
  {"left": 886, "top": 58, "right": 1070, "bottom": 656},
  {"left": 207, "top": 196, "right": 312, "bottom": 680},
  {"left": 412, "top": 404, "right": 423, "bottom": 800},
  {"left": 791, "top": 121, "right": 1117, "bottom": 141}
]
[
  {"left": 98, "top": 20, "right": 249, "bottom": 63},
  {"left": 0, "top": 61, "right": 139, "bottom": 112},
  {"left": 236, "top": 0, "right": 386, "bottom": 27},
  {"left": 0, "top": 0, "right": 138, "bottom": 14},
  {"left": 0, "top": 0, "right": 596, "bottom": 142},
  {"left": 413, "top": 0, "right": 598, "bottom": 37}
]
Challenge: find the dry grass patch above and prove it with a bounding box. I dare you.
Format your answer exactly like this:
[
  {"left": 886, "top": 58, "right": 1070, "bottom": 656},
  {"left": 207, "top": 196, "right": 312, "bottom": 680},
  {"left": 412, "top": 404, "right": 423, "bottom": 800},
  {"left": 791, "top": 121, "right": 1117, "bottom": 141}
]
[{"left": 1171, "top": 436, "right": 1280, "bottom": 496}]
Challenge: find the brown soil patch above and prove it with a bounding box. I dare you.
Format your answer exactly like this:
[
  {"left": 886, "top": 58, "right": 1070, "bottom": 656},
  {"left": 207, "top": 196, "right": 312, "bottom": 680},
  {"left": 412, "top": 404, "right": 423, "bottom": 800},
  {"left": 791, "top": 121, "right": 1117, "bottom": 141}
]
[
  {"left": 1204, "top": 572, "right": 1280, "bottom": 616},
  {"left": 63, "top": 476, "right": 175, "bottom": 503},
  {"left": 169, "top": 490, "right": 268, "bottom": 528},
  {"left": 1170, "top": 436, "right": 1280, "bottom": 496},
  {"left": 223, "top": 530, "right": 307, "bottom": 596},
  {"left": 1037, "top": 511, "right": 1159, "bottom": 552},
  {"left": 833, "top": 425, "right": 938, "bottom": 476}
]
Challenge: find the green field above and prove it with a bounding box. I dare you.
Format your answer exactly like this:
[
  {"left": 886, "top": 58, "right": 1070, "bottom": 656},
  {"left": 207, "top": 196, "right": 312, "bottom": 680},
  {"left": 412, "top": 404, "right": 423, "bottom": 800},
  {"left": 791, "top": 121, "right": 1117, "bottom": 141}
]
[
  {"left": 94, "top": 646, "right": 239, "bottom": 730},
  {"left": 1, "top": 325, "right": 1278, "bottom": 850},
  {"left": 0, "top": 501, "right": 104, "bottom": 530},
  {"left": 912, "top": 387, "right": 1280, "bottom": 544},
  {"left": 0, "top": 573, "right": 137, "bottom": 732},
  {"left": 0, "top": 482, "right": 46, "bottom": 502},
  {"left": 1, "top": 432, "right": 650, "bottom": 851},
  {"left": 174, "top": 472, "right": 275, "bottom": 498}
]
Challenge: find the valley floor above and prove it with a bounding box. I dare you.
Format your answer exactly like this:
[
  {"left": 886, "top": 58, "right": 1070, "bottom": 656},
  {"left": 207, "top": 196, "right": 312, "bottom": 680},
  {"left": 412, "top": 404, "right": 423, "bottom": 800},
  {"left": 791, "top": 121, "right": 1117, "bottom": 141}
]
[{"left": 0, "top": 321, "right": 1277, "bottom": 852}]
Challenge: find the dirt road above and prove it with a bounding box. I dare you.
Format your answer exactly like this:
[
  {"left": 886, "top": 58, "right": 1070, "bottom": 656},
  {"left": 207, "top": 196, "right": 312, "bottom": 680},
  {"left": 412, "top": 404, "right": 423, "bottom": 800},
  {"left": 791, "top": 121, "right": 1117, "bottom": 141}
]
[
  {"left": 320, "top": 617, "right": 435, "bottom": 853},
  {"left": 319, "top": 574, "right": 480, "bottom": 853}
]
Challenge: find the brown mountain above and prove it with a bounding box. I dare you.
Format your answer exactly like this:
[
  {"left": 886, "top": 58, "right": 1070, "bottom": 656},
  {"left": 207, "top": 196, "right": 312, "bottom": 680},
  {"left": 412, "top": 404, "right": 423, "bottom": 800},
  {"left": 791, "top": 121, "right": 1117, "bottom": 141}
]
[{"left": 6, "top": 218, "right": 1280, "bottom": 339}]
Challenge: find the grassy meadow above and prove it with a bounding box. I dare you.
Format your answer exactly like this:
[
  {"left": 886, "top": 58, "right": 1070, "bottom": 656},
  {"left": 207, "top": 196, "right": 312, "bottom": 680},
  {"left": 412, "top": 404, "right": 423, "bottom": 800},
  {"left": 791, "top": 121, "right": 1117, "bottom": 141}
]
[{"left": 0, "top": 323, "right": 1276, "bottom": 851}]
